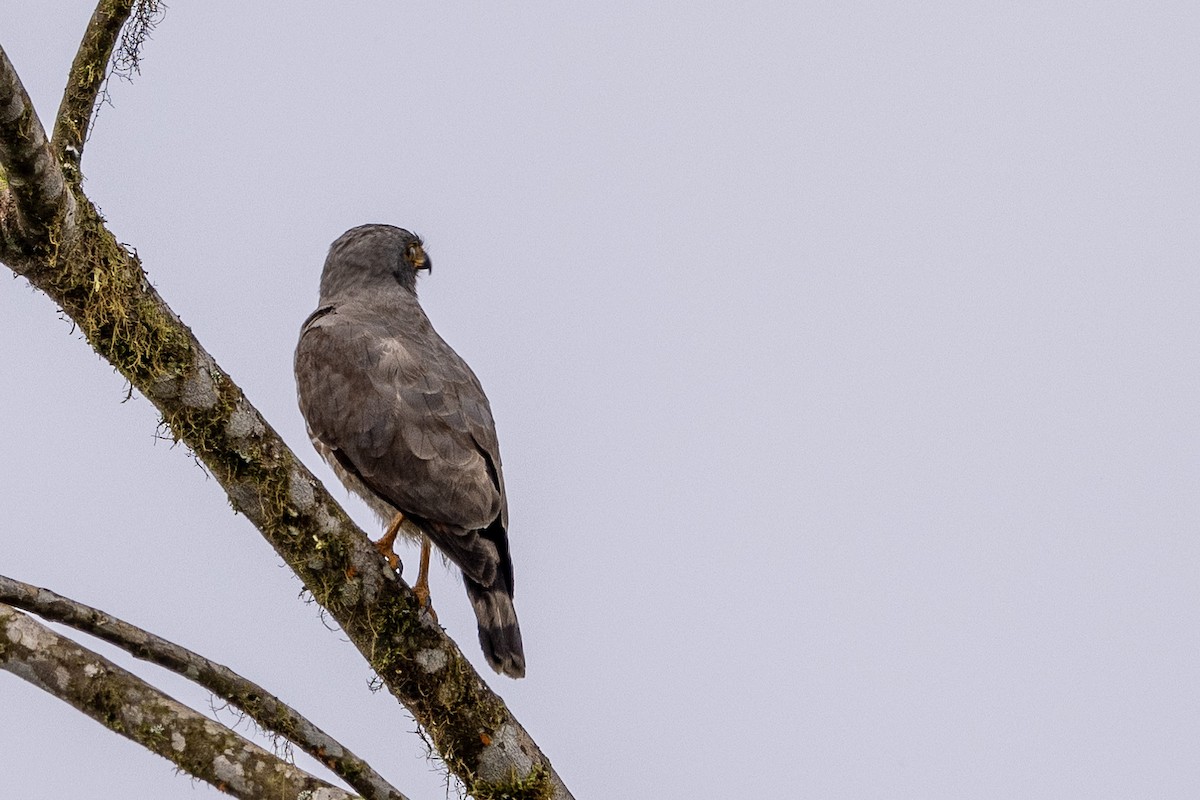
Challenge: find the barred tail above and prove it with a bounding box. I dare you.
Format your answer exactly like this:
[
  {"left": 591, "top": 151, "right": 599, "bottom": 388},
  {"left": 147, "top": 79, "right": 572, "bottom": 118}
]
[{"left": 464, "top": 577, "right": 525, "bottom": 679}]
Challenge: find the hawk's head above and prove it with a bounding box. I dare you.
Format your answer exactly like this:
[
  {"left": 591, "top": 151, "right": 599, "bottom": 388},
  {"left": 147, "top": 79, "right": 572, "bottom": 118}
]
[{"left": 319, "top": 224, "right": 431, "bottom": 300}]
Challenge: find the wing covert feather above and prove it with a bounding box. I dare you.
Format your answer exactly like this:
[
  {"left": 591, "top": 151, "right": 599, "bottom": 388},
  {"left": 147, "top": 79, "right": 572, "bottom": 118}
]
[{"left": 295, "top": 308, "right": 506, "bottom": 530}]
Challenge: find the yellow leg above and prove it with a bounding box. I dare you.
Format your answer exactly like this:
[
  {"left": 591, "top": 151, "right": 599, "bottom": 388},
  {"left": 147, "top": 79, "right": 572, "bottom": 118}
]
[
  {"left": 374, "top": 512, "right": 404, "bottom": 571},
  {"left": 414, "top": 536, "right": 437, "bottom": 621}
]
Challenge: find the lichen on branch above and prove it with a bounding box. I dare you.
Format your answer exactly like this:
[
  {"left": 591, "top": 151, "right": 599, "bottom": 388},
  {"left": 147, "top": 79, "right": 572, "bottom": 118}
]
[
  {"left": 0, "top": 604, "right": 358, "bottom": 800},
  {"left": 0, "top": 5, "right": 571, "bottom": 797}
]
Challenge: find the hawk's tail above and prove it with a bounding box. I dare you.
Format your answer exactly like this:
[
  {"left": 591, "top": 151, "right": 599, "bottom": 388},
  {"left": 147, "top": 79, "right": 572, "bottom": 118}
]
[{"left": 464, "top": 577, "right": 525, "bottom": 679}]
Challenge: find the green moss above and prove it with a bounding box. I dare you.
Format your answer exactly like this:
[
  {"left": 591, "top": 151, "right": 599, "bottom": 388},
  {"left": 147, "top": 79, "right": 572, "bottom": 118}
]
[
  {"left": 22, "top": 189, "right": 531, "bottom": 799},
  {"left": 47, "top": 199, "right": 191, "bottom": 386},
  {"left": 87, "top": 680, "right": 128, "bottom": 733},
  {"left": 41, "top": 197, "right": 322, "bottom": 580}
]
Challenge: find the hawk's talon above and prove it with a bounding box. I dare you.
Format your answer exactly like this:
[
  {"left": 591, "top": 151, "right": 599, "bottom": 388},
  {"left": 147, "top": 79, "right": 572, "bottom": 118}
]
[
  {"left": 413, "top": 582, "right": 438, "bottom": 622},
  {"left": 378, "top": 549, "right": 400, "bottom": 572},
  {"left": 374, "top": 511, "right": 405, "bottom": 572},
  {"left": 413, "top": 535, "right": 437, "bottom": 621}
]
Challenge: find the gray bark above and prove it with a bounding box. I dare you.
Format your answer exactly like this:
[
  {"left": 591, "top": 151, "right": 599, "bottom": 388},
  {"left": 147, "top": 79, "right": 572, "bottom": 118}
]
[
  {"left": 0, "top": 5, "right": 572, "bottom": 799},
  {"left": 0, "top": 604, "right": 358, "bottom": 800},
  {"left": 0, "top": 575, "right": 409, "bottom": 800},
  {"left": 0, "top": 44, "right": 77, "bottom": 255}
]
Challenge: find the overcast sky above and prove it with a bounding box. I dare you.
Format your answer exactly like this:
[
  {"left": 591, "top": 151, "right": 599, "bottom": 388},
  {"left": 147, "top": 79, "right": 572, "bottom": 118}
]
[{"left": 3, "top": 2, "right": 1200, "bottom": 798}]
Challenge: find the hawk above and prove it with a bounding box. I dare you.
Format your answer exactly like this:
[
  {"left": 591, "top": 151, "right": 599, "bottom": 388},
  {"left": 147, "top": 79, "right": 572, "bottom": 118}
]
[{"left": 294, "top": 224, "right": 524, "bottom": 678}]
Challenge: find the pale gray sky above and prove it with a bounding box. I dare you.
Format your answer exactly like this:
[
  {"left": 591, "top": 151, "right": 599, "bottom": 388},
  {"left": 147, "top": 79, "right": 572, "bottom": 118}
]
[{"left": 3, "top": 2, "right": 1200, "bottom": 798}]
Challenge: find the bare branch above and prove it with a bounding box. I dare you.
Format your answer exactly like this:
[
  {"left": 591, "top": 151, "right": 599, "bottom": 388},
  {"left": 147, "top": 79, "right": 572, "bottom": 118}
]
[
  {"left": 0, "top": 43, "right": 77, "bottom": 252},
  {"left": 0, "top": 575, "right": 410, "bottom": 800},
  {"left": 0, "top": 604, "right": 359, "bottom": 800},
  {"left": 52, "top": 0, "right": 136, "bottom": 166}
]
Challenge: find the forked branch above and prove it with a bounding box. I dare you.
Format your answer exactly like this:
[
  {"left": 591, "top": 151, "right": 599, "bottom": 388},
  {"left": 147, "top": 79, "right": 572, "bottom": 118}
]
[
  {"left": 0, "top": 604, "right": 358, "bottom": 800},
  {"left": 0, "top": 5, "right": 571, "bottom": 798},
  {"left": 0, "top": 575, "right": 410, "bottom": 800}
]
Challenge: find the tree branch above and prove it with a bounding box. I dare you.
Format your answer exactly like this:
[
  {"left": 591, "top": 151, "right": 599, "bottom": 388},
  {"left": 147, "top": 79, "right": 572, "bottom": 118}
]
[
  {"left": 52, "top": 0, "right": 136, "bottom": 166},
  {"left": 0, "top": 575, "right": 410, "bottom": 800},
  {"left": 0, "top": 22, "right": 571, "bottom": 800},
  {"left": 0, "top": 604, "right": 359, "bottom": 800},
  {"left": 0, "top": 43, "right": 77, "bottom": 254}
]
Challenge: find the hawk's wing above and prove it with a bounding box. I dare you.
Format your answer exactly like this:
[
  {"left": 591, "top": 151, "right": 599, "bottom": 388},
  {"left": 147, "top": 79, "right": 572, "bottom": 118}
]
[{"left": 295, "top": 303, "right": 508, "bottom": 534}]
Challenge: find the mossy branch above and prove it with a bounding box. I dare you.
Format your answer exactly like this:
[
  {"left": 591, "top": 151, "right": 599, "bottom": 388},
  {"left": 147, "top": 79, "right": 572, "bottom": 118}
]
[
  {"left": 2, "top": 191, "right": 565, "bottom": 800},
  {"left": 0, "top": 604, "right": 359, "bottom": 800},
  {"left": 52, "top": 0, "right": 137, "bottom": 167},
  {"left": 0, "top": 17, "right": 571, "bottom": 800},
  {"left": 0, "top": 575, "right": 410, "bottom": 800}
]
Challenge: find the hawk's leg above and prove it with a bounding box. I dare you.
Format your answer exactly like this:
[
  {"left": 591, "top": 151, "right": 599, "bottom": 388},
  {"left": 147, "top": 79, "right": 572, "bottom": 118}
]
[
  {"left": 374, "top": 513, "right": 404, "bottom": 572},
  {"left": 414, "top": 536, "right": 438, "bottom": 622}
]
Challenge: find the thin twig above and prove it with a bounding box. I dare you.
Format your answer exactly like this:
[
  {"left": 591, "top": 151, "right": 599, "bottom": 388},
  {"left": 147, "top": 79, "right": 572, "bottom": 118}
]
[
  {"left": 0, "top": 604, "right": 358, "bottom": 800},
  {"left": 52, "top": 0, "right": 136, "bottom": 166},
  {"left": 0, "top": 575, "right": 409, "bottom": 800}
]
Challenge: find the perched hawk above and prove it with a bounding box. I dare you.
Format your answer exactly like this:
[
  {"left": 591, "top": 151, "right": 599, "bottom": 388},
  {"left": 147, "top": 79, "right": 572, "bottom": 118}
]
[{"left": 294, "top": 224, "right": 524, "bottom": 678}]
